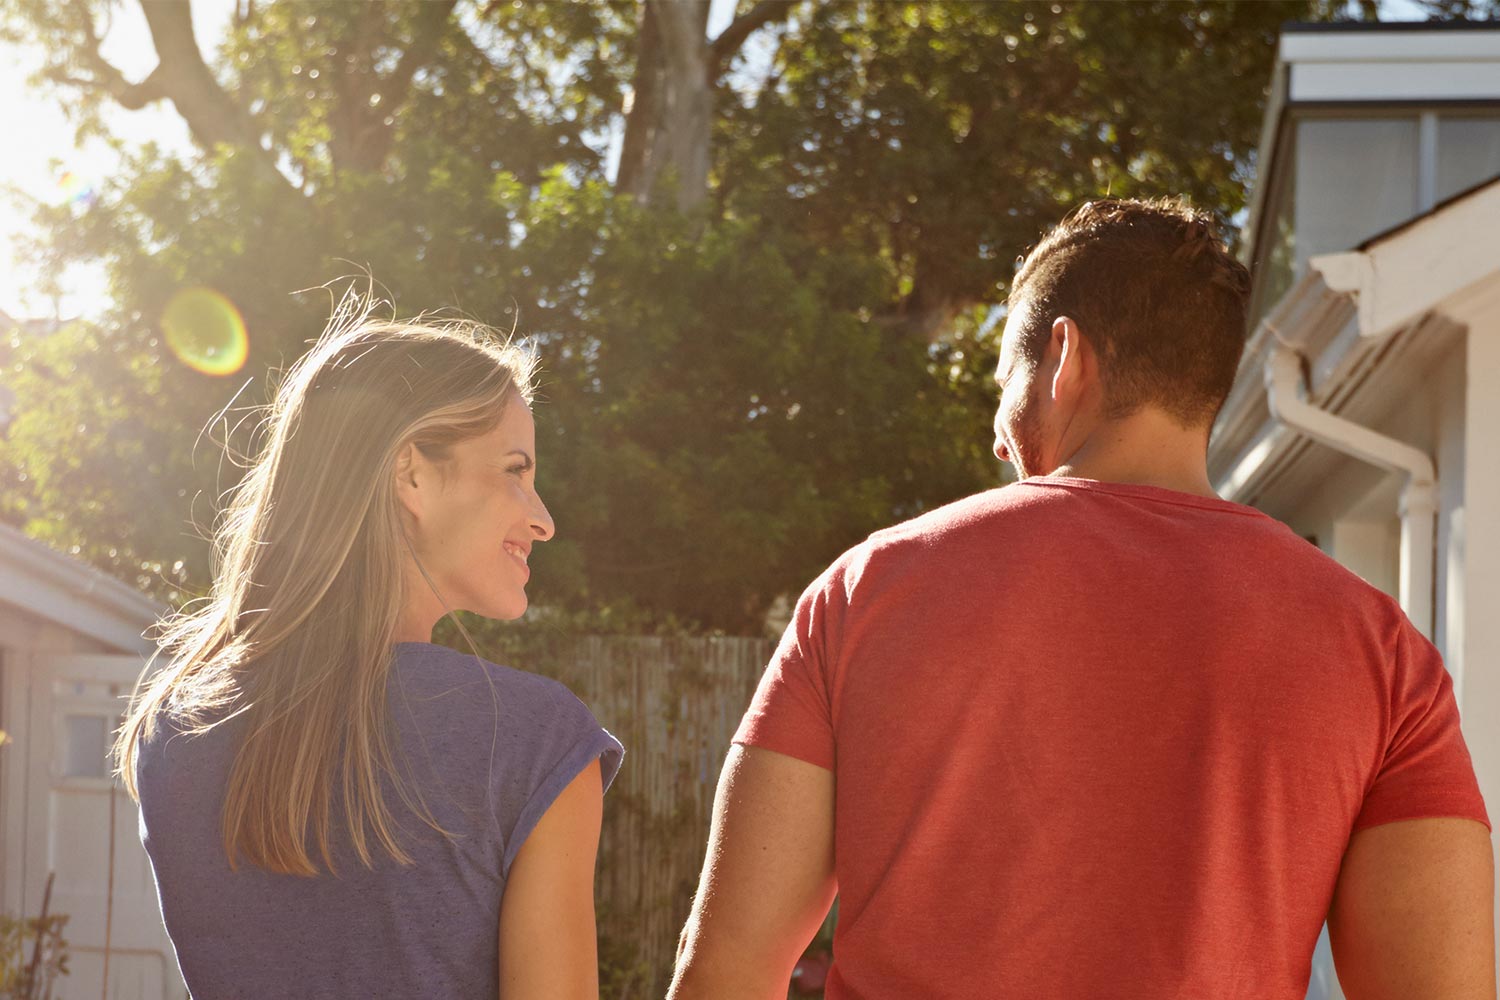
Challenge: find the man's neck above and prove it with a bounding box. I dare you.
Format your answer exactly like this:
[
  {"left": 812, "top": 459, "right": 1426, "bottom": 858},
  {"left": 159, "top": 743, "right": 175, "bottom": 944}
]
[{"left": 1045, "top": 407, "right": 1218, "bottom": 499}]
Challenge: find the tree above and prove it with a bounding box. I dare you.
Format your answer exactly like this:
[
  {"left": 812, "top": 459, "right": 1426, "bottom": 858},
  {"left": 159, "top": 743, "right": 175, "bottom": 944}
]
[
  {"left": 714, "top": 1, "right": 1341, "bottom": 341},
  {"left": 2, "top": 0, "right": 1361, "bottom": 630},
  {"left": 1415, "top": 0, "right": 1499, "bottom": 17},
  {"left": 615, "top": 0, "right": 795, "bottom": 211}
]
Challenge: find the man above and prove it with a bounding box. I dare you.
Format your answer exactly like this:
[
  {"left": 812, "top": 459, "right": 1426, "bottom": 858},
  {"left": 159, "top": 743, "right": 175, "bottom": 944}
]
[{"left": 669, "top": 198, "right": 1494, "bottom": 999}]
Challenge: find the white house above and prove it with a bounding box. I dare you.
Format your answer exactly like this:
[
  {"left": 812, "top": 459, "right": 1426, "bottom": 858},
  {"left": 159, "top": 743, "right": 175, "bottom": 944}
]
[
  {"left": 1208, "top": 22, "right": 1500, "bottom": 998},
  {"left": 0, "top": 523, "right": 183, "bottom": 998}
]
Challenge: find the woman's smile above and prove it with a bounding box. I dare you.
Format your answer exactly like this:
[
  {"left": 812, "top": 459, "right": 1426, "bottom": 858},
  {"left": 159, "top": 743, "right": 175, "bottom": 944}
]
[{"left": 503, "top": 540, "right": 531, "bottom": 580}]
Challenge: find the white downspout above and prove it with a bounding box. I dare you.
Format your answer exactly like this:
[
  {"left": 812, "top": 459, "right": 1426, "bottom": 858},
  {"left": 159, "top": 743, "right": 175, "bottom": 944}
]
[{"left": 1264, "top": 343, "right": 1438, "bottom": 640}]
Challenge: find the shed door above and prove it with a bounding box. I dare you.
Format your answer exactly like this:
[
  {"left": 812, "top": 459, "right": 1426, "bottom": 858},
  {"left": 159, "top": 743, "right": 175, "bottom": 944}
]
[{"left": 24, "top": 653, "right": 186, "bottom": 1000}]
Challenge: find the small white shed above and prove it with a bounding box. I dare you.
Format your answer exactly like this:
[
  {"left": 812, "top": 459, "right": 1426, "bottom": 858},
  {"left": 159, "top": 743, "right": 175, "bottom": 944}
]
[
  {"left": 1209, "top": 21, "right": 1500, "bottom": 998},
  {"left": 0, "top": 523, "right": 184, "bottom": 998}
]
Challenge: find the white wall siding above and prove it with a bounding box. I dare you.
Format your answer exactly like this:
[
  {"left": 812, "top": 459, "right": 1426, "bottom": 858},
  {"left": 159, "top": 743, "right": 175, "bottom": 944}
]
[
  {"left": 1461, "top": 323, "right": 1500, "bottom": 955},
  {"left": 1434, "top": 343, "right": 1469, "bottom": 697}
]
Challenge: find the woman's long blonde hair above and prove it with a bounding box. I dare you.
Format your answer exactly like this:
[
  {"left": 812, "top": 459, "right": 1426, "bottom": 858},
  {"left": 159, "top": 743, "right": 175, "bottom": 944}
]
[{"left": 115, "top": 293, "right": 538, "bottom": 876}]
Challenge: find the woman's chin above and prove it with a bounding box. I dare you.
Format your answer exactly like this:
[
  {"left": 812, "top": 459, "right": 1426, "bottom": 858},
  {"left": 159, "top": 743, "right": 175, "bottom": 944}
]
[{"left": 484, "top": 595, "right": 529, "bottom": 622}]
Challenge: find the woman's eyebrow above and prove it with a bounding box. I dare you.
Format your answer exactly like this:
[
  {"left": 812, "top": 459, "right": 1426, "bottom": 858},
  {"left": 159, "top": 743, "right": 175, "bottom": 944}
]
[{"left": 504, "top": 449, "right": 535, "bottom": 467}]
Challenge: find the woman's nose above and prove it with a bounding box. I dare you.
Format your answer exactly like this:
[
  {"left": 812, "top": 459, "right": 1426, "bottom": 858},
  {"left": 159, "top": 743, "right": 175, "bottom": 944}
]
[{"left": 530, "top": 492, "right": 555, "bottom": 541}]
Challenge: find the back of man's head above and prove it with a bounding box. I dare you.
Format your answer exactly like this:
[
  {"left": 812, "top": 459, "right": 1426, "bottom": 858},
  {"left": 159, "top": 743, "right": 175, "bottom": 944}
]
[{"left": 1010, "top": 197, "right": 1252, "bottom": 428}]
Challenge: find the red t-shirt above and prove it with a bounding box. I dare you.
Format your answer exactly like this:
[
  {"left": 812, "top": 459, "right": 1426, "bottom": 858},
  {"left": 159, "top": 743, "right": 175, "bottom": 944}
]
[{"left": 734, "top": 477, "right": 1489, "bottom": 1000}]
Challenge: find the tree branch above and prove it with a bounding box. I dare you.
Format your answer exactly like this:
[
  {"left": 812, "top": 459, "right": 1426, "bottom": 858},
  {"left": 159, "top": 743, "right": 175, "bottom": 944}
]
[
  {"left": 707, "top": 0, "right": 796, "bottom": 75},
  {"left": 50, "top": 1, "right": 166, "bottom": 110},
  {"left": 42, "top": 64, "right": 165, "bottom": 110},
  {"left": 135, "top": 2, "right": 248, "bottom": 146},
  {"left": 47, "top": 0, "right": 288, "bottom": 196},
  {"left": 127, "top": 1, "right": 295, "bottom": 195}
]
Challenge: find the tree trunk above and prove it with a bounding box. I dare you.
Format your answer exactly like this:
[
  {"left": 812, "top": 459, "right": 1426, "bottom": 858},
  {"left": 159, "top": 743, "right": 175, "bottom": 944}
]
[
  {"left": 617, "top": 0, "right": 712, "bottom": 212},
  {"left": 617, "top": 0, "right": 797, "bottom": 213},
  {"left": 615, "top": 1, "right": 664, "bottom": 200},
  {"left": 326, "top": 2, "right": 456, "bottom": 176},
  {"left": 647, "top": 0, "right": 713, "bottom": 213}
]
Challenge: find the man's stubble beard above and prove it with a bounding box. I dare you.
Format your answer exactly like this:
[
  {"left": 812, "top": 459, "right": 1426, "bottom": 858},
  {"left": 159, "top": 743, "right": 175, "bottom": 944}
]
[{"left": 1008, "top": 383, "right": 1048, "bottom": 481}]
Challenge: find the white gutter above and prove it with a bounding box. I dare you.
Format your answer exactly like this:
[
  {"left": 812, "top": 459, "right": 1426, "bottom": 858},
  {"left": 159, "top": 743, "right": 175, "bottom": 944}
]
[{"left": 1263, "top": 341, "right": 1437, "bottom": 639}]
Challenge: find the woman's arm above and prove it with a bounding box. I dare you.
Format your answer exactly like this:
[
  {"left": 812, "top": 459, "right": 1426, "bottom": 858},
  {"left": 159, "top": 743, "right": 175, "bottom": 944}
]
[{"left": 499, "top": 759, "right": 604, "bottom": 1000}]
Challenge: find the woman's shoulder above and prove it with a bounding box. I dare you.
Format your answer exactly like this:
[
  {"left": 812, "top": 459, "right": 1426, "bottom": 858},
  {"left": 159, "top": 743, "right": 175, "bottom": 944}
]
[
  {"left": 390, "top": 642, "right": 594, "bottom": 727},
  {"left": 390, "top": 642, "right": 623, "bottom": 796}
]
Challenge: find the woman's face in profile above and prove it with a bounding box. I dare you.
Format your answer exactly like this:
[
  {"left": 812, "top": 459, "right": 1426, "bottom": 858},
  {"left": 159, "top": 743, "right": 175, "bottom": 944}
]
[{"left": 402, "top": 394, "right": 555, "bottom": 622}]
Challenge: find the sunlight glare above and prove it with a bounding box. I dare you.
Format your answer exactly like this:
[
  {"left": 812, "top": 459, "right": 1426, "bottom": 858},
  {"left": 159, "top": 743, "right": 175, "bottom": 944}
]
[{"left": 161, "top": 287, "right": 249, "bottom": 376}]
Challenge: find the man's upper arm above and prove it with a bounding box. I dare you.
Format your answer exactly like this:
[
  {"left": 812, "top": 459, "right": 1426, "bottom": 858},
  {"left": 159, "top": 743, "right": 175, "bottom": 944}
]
[
  {"left": 669, "top": 744, "right": 838, "bottom": 1000},
  {"left": 1327, "top": 817, "right": 1495, "bottom": 1000}
]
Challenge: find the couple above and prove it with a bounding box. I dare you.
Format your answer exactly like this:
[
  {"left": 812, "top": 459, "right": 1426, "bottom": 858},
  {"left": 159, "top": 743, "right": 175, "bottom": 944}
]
[{"left": 117, "top": 199, "right": 1493, "bottom": 999}]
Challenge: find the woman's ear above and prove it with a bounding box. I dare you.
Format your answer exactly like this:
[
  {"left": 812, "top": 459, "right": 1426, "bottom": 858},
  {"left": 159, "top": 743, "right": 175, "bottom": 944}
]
[{"left": 394, "top": 441, "right": 425, "bottom": 524}]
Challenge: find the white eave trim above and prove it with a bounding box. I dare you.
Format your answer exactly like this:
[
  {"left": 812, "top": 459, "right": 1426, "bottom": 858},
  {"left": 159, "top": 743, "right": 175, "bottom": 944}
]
[
  {"left": 1344, "top": 178, "right": 1500, "bottom": 336},
  {"left": 1291, "top": 61, "right": 1500, "bottom": 103},
  {"left": 0, "top": 523, "right": 164, "bottom": 655},
  {"left": 1284, "top": 27, "right": 1500, "bottom": 103},
  {"left": 1281, "top": 29, "right": 1500, "bottom": 64}
]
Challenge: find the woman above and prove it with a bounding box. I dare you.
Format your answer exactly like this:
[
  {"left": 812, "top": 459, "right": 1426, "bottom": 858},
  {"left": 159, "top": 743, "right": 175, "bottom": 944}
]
[{"left": 115, "top": 297, "right": 623, "bottom": 999}]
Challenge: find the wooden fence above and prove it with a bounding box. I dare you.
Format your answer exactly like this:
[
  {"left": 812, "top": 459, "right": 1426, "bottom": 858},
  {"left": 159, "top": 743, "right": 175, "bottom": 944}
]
[{"left": 523, "top": 634, "right": 776, "bottom": 998}]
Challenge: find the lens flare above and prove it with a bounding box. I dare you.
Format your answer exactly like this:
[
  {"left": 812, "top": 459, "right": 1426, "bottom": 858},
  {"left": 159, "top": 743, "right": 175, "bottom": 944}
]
[
  {"left": 161, "top": 288, "right": 249, "bottom": 376},
  {"left": 57, "top": 171, "right": 97, "bottom": 208}
]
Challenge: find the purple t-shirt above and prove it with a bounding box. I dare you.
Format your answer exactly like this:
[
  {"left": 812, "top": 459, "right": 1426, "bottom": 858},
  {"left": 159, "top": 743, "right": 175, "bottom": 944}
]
[{"left": 136, "top": 641, "right": 624, "bottom": 999}]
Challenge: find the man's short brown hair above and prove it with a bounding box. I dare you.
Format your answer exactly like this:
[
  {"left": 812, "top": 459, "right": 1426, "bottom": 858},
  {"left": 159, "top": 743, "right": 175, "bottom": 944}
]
[{"left": 1009, "top": 197, "right": 1252, "bottom": 427}]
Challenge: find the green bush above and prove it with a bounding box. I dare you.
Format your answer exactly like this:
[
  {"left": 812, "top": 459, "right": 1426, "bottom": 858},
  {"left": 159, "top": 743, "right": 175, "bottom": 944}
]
[{"left": 0, "top": 911, "right": 69, "bottom": 1000}]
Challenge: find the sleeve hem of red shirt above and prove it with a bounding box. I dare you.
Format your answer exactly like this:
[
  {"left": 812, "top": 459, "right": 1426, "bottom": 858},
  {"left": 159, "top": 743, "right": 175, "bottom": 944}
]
[
  {"left": 1351, "top": 802, "right": 1492, "bottom": 835},
  {"left": 731, "top": 733, "right": 834, "bottom": 773}
]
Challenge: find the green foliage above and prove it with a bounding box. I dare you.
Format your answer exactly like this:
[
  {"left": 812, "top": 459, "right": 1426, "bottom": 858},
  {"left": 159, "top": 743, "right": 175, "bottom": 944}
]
[
  {"left": 0, "top": 316, "right": 201, "bottom": 599},
  {"left": 595, "top": 903, "right": 657, "bottom": 1000},
  {"left": 510, "top": 179, "right": 993, "bottom": 630},
  {"left": 718, "top": 1, "right": 1316, "bottom": 314},
  {"left": 0, "top": 912, "right": 69, "bottom": 1000},
  {"left": 1416, "top": 0, "right": 1500, "bottom": 16},
  {"left": 2, "top": 0, "right": 1351, "bottom": 628}
]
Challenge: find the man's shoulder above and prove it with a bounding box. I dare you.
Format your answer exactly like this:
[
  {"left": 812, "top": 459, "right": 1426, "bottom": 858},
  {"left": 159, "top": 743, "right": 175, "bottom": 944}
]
[
  {"left": 854, "top": 484, "right": 1055, "bottom": 559},
  {"left": 866, "top": 486, "right": 1012, "bottom": 543},
  {"left": 848, "top": 480, "right": 1392, "bottom": 603},
  {"left": 802, "top": 487, "right": 1027, "bottom": 596}
]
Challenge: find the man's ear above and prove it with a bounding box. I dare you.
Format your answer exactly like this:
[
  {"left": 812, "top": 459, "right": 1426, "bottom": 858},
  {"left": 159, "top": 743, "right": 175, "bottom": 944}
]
[{"left": 1049, "top": 316, "right": 1092, "bottom": 405}]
